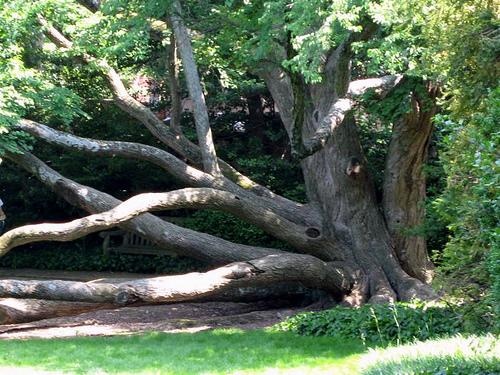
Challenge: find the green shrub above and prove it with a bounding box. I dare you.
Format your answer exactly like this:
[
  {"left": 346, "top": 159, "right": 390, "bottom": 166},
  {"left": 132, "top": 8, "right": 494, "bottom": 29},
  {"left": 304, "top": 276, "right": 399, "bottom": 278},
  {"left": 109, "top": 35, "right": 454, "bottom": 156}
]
[
  {"left": 182, "top": 210, "right": 288, "bottom": 249},
  {"left": 433, "top": 88, "right": 500, "bottom": 333},
  {"left": 275, "top": 301, "right": 464, "bottom": 345},
  {"left": 360, "top": 334, "right": 500, "bottom": 375},
  {"left": 0, "top": 241, "right": 205, "bottom": 274}
]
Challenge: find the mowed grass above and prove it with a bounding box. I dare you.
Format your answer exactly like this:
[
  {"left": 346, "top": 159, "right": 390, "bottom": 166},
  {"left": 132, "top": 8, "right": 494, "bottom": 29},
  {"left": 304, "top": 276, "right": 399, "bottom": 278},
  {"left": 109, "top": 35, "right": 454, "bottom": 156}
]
[
  {"left": 0, "top": 329, "right": 366, "bottom": 374},
  {"left": 360, "top": 334, "right": 500, "bottom": 375}
]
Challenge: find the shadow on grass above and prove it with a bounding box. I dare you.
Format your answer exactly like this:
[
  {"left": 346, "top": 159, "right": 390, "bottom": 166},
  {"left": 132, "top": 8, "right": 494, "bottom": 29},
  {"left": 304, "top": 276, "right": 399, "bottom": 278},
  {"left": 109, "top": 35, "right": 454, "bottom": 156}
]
[{"left": 0, "top": 329, "right": 366, "bottom": 374}]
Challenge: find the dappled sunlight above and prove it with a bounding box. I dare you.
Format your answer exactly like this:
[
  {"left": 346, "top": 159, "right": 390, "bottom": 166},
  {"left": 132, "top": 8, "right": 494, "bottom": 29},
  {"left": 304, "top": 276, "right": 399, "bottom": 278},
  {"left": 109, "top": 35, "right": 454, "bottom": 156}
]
[{"left": 360, "top": 334, "right": 500, "bottom": 374}]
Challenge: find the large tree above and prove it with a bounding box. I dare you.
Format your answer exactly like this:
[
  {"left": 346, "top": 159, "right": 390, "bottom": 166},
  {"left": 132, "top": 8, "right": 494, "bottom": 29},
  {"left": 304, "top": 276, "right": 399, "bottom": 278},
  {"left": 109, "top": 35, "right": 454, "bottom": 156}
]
[{"left": 0, "top": 0, "right": 439, "bottom": 307}]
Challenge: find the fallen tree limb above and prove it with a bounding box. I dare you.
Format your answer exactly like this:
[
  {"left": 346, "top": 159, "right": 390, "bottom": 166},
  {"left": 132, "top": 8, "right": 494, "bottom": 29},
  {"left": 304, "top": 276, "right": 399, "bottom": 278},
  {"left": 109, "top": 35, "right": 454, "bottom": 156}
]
[
  {"left": 0, "top": 255, "right": 352, "bottom": 305},
  {"left": 0, "top": 282, "right": 314, "bottom": 325},
  {"left": 0, "top": 298, "right": 114, "bottom": 325}
]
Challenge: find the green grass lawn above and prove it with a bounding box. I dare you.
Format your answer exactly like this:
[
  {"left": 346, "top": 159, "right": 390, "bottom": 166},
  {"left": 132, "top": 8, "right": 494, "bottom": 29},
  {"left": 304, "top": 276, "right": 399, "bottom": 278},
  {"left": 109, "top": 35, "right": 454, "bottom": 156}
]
[
  {"left": 360, "top": 334, "right": 500, "bottom": 375},
  {"left": 1, "top": 329, "right": 497, "bottom": 374},
  {"left": 0, "top": 329, "right": 366, "bottom": 374}
]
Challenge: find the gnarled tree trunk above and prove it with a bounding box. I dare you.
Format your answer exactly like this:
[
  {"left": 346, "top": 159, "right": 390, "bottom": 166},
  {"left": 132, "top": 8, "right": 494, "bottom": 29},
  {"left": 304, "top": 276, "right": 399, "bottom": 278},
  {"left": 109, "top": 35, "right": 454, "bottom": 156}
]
[
  {"left": 0, "top": 2, "right": 439, "bottom": 323},
  {"left": 383, "top": 84, "right": 438, "bottom": 283}
]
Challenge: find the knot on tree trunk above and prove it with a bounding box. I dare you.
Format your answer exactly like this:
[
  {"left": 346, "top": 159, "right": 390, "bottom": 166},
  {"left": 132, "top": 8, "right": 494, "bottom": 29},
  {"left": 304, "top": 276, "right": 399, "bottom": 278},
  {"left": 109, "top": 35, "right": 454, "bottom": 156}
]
[
  {"left": 345, "top": 157, "right": 362, "bottom": 177},
  {"left": 305, "top": 227, "right": 321, "bottom": 238},
  {"left": 224, "top": 263, "right": 262, "bottom": 280},
  {"left": 115, "top": 286, "right": 142, "bottom": 305}
]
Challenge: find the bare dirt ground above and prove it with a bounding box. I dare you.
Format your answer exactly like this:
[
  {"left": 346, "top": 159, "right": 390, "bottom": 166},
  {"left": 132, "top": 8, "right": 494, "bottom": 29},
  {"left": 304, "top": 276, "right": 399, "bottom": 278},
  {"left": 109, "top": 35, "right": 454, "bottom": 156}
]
[
  {"left": 0, "top": 301, "right": 305, "bottom": 340},
  {"left": 0, "top": 268, "right": 308, "bottom": 340}
]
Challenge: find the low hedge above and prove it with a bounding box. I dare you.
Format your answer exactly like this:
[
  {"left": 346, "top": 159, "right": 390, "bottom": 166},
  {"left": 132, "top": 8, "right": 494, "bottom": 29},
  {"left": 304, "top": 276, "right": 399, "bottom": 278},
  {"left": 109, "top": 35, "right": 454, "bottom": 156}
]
[{"left": 0, "top": 241, "right": 205, "bottom": 274}]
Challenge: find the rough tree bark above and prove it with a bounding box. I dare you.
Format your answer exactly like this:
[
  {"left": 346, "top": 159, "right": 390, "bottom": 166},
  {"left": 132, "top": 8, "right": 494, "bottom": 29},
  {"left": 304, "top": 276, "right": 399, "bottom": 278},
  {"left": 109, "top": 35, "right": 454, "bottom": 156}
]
[
  {"left": 383, "top": 83, "right": 438, "bottom": 283},
  {"left": 0, "top": 3, "right": 439, "bottom": 321},
  {"left": 0, "top": 298, "right": 114, "bottom": 324},
  {"left": 0, "top": 254, "right": 350, "bottom": 305}
]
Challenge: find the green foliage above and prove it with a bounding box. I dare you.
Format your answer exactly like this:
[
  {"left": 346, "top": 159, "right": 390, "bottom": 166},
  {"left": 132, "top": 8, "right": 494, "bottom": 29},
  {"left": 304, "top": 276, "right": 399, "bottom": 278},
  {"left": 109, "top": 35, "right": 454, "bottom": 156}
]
[
  {"left": 275, "top": 301, "right": 466, "bottom": 345},
  {"left": 433, "top": 89, "right": 500, "bottom": 332},
  {"left": 182, "top": 210, "right": 287, "bottom": 249},
  {"left": 361, "top": 334, "right": 500, "bottom": 375},
  {"left": 204, "top": 0, "right": 374, "bottom": 83},
  {"left": 420, "top": 0, "right": 499, "bottom": 333},
  {"left": 0, "top": 0, "right": 89, "bottom": 154}
]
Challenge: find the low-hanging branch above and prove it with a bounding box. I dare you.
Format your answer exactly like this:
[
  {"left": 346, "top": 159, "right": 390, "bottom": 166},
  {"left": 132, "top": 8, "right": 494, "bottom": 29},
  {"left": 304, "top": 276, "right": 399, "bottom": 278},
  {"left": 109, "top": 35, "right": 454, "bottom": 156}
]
[
  {"left": 16, "top": 119, "right": 228, "bottom": 191},
  {"left": 16, "top": 120, "right": 311, "bottom": 225},
  {"left": 6, "top": 151, "right": 284, "bottom": 264},
  {"left": 0, "top": 188, "right": 312, "bottom": 256}
]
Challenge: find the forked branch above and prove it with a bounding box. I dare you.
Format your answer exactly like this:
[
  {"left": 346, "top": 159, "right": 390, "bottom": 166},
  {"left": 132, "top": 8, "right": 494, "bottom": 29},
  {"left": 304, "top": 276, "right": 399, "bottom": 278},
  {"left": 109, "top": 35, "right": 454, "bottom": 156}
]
[{"left": 298, "top": 75, "right": 404, "bottom": 158}]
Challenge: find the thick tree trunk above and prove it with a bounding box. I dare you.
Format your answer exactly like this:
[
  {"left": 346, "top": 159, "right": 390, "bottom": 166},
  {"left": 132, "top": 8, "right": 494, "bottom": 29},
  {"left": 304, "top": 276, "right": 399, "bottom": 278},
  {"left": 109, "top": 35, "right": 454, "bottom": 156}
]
[
  {"left": 0, "top": 298, "right": 113, "bottom": 324},
  {"left": 383, "top": 84, "right": 438, "bottom": 283},
  {"left": 301, "top": 115, "right": 433, "bottom": 303},
  {"left": 258, "top": 42, "right": 435, "bottom": 303}
]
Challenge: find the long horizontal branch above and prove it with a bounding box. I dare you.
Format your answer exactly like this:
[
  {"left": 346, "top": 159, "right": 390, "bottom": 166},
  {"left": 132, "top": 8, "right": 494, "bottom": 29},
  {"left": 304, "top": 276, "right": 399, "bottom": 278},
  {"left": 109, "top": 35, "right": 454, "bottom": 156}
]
[
  {"left": 299, "top": 75, "right": 404, "bottom": 158},
  {"left": 5, "top": 152, "right": 283, "bottom": 264},
  {"left": 16, "top": 120, "right": 312, "bottom": 225},
  {"left": 17, "top": 119, "right": 227, "bottom": 190},
  {"left": 36, "top": 16, "right": 300, "bottom": 210},
  {"left": 0, "top": 254, "right": 353, "bottom": 304},
  {"left": 0, "top": 188, "right": 312, "bottom": 256}
]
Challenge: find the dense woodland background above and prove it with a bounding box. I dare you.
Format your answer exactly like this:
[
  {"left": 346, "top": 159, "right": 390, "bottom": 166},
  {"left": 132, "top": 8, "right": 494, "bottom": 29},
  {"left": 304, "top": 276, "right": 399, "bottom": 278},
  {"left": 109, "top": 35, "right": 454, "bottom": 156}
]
[{"left": 0, "top": 0, "right": 498, "bottom": 332}]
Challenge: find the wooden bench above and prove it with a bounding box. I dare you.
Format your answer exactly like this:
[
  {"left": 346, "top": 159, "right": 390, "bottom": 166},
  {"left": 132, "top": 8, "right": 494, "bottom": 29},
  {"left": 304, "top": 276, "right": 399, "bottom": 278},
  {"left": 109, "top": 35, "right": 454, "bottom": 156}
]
[{"left": 99, "top": 229, "right": 178, "bottom": 257}]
